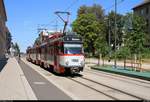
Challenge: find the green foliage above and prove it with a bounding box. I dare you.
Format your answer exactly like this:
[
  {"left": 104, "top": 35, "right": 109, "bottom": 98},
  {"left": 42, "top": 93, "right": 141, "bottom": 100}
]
[
  {"left": 72, "top": 13, "right": 103, "bottom": 54},
  {"left": 6, "top": 32, "right": 12, "bottom": 51},
  {"left": 123, "top": 13, "right": 133, "bottom": 33},
  {"left": 116, "top": 46, "right": 130, "bottom": 59},
  {"left": 73, "top": 4, "right": 148, "bottom": 61},
  {"left": 142, "top": 48, "right": 150, "bottom": 58},
  {"left": 124, "top": 13, "right": 147, "bottom": 55},
  {"left": 73, "top": 4, "right": 105, "bottom": 55},
  {"left": 94, "top": 36, "right": 110, "bottom": 58},
  {"left": 106, "top": 11, "right": 124, "bottom": 50},
  {"left": 77, "top": 4, "right": 104, "bottom": 21},
  {"left": 14, "top": 43, "right": 20, "bottom": 54}
]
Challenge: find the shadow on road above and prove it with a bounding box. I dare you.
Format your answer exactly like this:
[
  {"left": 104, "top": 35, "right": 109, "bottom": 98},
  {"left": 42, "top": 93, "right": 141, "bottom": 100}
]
[
  {"left": 27, "top": 60, "right": 83, "bottom": 78},
  {"left": 0, "top": 58, "right": 8, "bottom": 72},
  {"left": 43, "top": 66, "right": 83, "bottom": 78}
]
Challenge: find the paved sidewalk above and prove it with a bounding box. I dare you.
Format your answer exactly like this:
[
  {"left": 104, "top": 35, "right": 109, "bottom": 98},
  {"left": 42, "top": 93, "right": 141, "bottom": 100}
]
[{"left": 0, "top": 57, "right": 37, "bottom": 100}]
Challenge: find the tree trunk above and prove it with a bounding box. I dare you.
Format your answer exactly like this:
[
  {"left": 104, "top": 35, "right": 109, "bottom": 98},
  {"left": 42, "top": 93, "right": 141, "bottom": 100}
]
[
  {"left": 102, "top": 57, "right": 104, "bottom": 66},
  {"left": 134, "top": 54, "right": 137, "bottom": 71},
  {"left": 98, "top": 54, "right": 100, "bottom": 66},
  {"left": 100, "top": 54, "right": 102, "bottom": 66},
  {"left": 131, "top": 54, "right": 133, "bottom": 70},
  {"left": 139, "top": 52, "right": 142, "bottom": 72},
  {"left": 124, "top": 58, "right": 126, "bottom": 70}
]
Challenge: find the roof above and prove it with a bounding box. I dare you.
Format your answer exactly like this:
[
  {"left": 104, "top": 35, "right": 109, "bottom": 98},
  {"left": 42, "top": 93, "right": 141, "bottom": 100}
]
[
  {"left": 133, "top": 0, "right": 150, "bottom": 10},
  {"left": 48, "top": 32, "right": 63, "bottom": 39}
]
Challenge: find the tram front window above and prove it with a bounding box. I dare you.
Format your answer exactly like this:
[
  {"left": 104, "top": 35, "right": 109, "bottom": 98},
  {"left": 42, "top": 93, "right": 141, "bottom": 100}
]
[{"left": 64, "top": 44, "right": 82, "bottom": 54}]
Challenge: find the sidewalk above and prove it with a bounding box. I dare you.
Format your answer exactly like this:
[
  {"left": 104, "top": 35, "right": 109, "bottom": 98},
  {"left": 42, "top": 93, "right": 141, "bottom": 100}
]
[{"left": 0, "top": 58, "right": 37, "bottom": 100}]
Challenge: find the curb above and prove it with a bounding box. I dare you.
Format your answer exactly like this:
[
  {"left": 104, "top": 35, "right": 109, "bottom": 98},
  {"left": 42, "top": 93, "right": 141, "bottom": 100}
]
[
  {"left": 15, "top": 58, "right": 37, "bottom": 100},
  {"left": 91, "top": 66, "right": 150, "bottom": 81},
  {"left": 21, "top": 58, "right": 79, "bottom": 100}
]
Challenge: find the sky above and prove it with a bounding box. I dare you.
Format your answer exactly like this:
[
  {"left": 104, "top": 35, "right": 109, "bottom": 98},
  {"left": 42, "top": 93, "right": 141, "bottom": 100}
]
[{"left": 4, "top": 0, "right": 143, "bottom": 52}]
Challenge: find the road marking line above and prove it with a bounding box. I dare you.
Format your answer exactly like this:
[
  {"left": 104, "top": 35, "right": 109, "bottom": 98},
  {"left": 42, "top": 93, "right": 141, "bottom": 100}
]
[{"left": 33, "top": 82, "right": 46, "bottom": 85}]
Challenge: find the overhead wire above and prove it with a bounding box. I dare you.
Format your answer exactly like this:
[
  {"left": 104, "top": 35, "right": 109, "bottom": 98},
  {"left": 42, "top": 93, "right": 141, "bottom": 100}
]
[
  {"left": 105, "top": 0, "right": 125, "bottom": 12},
  {"left": 65, "top": 0, "right": 79, "bottom": 12},
  {"left": 39, "top": 0, "right": 125, "bottom": 30},
  {"left": 38, "top": 0, "right": 79, "bottom": 31},
  {"left": 64, "top": 0, "right": 79, "bottom": 29}
]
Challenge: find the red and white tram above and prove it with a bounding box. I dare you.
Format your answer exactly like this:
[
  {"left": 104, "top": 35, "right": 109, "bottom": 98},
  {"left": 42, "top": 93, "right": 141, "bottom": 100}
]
[{"left": 26, "top": 32, "right": 85, "bottom": 74}]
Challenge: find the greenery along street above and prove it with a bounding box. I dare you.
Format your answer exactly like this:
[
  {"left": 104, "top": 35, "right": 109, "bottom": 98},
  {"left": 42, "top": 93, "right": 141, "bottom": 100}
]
[{"left": 71, "top": 4, "right": 150, "bottom": 67}]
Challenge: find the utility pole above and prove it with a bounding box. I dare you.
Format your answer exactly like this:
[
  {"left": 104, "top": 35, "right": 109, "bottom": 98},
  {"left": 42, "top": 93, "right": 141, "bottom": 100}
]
[
  {"left": 108, "top": 19, "right": 111, "bottom": 60},
  {"left": 109, "top": 19, "right": 111, "bottom": 47},
  {"left": 114, "top": 0, "right": 117, "bottom": 68}
]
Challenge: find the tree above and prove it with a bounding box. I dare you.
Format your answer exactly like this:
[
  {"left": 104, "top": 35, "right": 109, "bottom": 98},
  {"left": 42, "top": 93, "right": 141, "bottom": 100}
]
[
  {"left": 6, "top": 32, "right": 12, "bottom": 53},
  {"left": 94, "top": 35, "right": 109, "bottom": 66},
  {"left": 73, "top": 4, "right": 105, "bottom": 55},
  {"left": 116, "top": 46, "right": 130, "bottom": 69},
  {"left": 77, "top": 4, "right": 104, "bottom": 21},
  {"left": 14, "top": 43, "right": 20, "bottom": 55},
  {"left": 72, "top": 14, "right": 103, "bottom": 55},
  {"left": 77, "top": 5, "right": 88, "bottom": 16},
  {"left": 106, "top": 11, "right": 124, "bottom": 50},
  {"left": 124, "top": 13, "right": 147, "bottom": 70}
]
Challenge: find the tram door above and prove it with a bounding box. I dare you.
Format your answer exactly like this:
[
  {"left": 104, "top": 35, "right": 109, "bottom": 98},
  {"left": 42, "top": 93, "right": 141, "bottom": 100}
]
[
  {"left": 44, "top": 45, "right": 47, "bottom": 61},
  {"left": 54, "top": 46, "right": 59, "bottom": 73}
]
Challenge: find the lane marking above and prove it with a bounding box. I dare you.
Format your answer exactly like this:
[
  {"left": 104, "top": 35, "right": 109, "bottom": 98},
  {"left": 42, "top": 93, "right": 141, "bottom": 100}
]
[{"left": 33, "top": 82, "right": 46, "bottom": 85}]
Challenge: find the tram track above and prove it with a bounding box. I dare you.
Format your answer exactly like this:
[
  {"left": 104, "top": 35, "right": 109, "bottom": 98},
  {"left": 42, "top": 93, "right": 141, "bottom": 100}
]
[
  {"left": 67, "top": 76, "right": 143, "bottom": 100},
  {"left": 67, "top": 77, "right": 118, "bottom": 100},
  {"left": 84, "top": 68, "right": 150, "bottom": 89},
  {"left": 85, "top": 63, "right": 150, "bottom": 84},
  {"left": 21, "top": 58, "right": 147, "bottom": 100}
]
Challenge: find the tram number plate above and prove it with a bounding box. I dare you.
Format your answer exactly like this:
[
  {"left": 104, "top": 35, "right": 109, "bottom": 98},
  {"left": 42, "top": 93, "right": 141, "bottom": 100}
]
[{"left": 72, "top": 59, "right": 79, "bottom": 62}]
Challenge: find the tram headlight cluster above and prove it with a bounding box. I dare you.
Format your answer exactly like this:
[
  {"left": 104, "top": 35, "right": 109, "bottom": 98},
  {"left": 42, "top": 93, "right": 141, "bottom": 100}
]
[
  {"left": 80, "top": 61, "right": 84, "bottom": 66},
  {"left": 65, "top": 61, "right": 69, "bottom": 66}
]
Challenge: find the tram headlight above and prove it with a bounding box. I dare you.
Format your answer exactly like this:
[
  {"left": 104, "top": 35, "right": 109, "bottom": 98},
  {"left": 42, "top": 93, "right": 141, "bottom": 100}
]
[
  {"left": 65, "top": 61, "right": 69, "bottom": 66},
  {"left": 80, "top": 61, "right": 84, "bottom": 66}
]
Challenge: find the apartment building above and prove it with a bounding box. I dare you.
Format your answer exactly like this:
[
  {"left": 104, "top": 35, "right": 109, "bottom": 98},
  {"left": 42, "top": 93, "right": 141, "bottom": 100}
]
[
  {"left": 0, "top": 0, "right": 8, "bottom": 58},
  {"left": 133, "top": 0, "right": 150, "bottom": 46}
]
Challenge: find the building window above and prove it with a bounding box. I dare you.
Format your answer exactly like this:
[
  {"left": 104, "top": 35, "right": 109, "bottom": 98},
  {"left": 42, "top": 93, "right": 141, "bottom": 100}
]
[
  {"left": 141, "top": 9, "right": 144, "bottom": 15},
  {"left": 146, "top": 7, "right": 149, "bottom": 15}
]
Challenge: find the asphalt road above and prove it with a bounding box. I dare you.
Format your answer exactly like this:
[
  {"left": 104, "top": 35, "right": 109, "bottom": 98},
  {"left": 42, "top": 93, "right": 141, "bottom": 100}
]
[{"left": 18, "top": 60, "right": 72, "bottom": 100}]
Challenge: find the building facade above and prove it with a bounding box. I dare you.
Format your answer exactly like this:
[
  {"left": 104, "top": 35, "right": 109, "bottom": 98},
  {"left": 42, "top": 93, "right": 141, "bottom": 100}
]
[
  {"left": 133, "top": 0, "right": 150, "bottom": 46},
  {"left": 0, "top": 0, "right": 8, "bottom": 58}
]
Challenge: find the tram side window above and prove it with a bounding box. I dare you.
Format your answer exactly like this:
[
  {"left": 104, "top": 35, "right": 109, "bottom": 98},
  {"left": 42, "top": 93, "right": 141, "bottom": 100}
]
[
  {"left": 50, "top": 47, "right": 52, "bottom": 55},
  {"left": 48, "top": 46, "right": 52, "bottom": 55},
  {"left": 59, "top": 46, "right": 64, "bottom": 54},
  {"left": 48, "top": 46, "right": 50, "bottom": 55}
]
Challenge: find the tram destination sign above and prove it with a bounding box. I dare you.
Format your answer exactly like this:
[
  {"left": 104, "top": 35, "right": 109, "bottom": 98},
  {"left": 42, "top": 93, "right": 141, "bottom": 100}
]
[{"left": 64, "top": 36, "right": 82, "bottom": 42}]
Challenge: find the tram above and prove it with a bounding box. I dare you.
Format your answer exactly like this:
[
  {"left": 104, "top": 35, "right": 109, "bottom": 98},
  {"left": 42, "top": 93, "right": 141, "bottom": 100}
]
[{"left": 26, "top": 32, "right": 85, "bottom": 74}]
